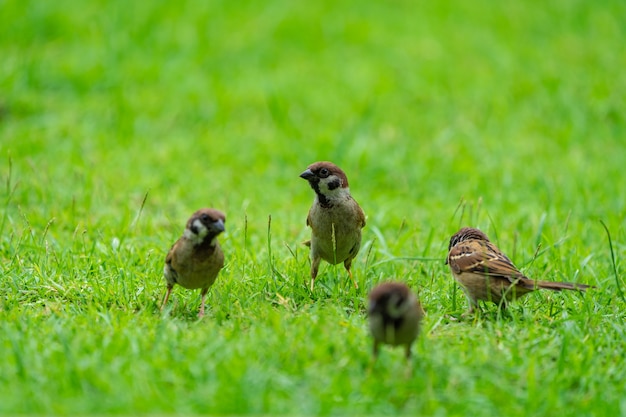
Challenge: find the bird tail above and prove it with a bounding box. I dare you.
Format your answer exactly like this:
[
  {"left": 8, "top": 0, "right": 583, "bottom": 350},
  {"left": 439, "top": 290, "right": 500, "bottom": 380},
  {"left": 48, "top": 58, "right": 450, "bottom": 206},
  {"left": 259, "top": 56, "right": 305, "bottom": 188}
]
[{"left": 519, "top": 277, "right": 593, "bottom": 292}]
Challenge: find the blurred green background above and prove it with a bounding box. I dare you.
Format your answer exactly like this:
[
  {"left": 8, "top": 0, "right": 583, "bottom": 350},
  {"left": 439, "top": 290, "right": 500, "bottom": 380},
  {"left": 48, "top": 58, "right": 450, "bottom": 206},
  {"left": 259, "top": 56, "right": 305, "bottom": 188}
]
[{"left": 4, "top": 0, "right": 624, "bottom": 229}]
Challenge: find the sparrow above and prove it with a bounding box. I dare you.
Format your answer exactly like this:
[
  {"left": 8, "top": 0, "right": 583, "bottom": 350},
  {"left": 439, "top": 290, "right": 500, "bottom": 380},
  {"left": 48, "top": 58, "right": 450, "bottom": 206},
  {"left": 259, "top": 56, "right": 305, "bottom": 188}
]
[
  {"left": 368, "top": 282, "right": 424, "bottom": 359},
  {"left": 300, "top": 161, "right": 366, "bottom": 291},
  {"left": 162, "top": 208, "right": 226, "bottom": 317},
  {"left": 446, "top": 227, "right": 592, "bottom": 314}
]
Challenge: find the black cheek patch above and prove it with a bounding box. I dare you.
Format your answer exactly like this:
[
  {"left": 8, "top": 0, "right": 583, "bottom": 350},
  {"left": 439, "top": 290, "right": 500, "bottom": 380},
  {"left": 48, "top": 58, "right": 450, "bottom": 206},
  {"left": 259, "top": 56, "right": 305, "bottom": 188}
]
[
  {"left": 311, "top": 181, "right": 331, "bottom": 207},
  {"left": 327, "top": 179, "right": 341, "bottom": 190},
  {"left": 311, "top": 180, "right": 322, "bottom": 195}
]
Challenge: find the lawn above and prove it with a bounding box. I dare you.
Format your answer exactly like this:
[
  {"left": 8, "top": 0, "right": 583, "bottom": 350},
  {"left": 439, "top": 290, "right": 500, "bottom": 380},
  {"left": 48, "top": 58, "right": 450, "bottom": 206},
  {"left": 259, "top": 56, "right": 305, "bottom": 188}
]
[{"left": 1, "top": 0, "right": 625, "bottom": 415}]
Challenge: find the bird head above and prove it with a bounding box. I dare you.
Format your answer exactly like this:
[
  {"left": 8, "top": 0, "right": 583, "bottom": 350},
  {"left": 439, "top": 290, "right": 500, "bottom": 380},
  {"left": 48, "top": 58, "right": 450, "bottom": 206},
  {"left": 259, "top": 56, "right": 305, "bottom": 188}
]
[
  {"left": 368, "top": 282, "right": 413, "bottom": 319},
  {"left": 184, "top": 208, "right": 226, "bottom": 245},
  {"left": 448, "top": 227, "right": 490, "bottom": 250},
  {"left": 300, "top": 161, "right": 351, "bottom": 204},
  {"left": 445, "top": 227, "right": 490, "bottom": 264}
]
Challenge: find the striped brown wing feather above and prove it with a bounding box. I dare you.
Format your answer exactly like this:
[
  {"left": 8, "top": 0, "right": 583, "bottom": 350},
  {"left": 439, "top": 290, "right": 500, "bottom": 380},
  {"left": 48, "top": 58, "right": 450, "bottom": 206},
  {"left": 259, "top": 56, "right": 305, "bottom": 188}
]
[
  {"left": 355, "top": 199, "right": 366, "bottom": 228},
  {"left": 448, "top": 240, "right": 532, "bottom": 287}
]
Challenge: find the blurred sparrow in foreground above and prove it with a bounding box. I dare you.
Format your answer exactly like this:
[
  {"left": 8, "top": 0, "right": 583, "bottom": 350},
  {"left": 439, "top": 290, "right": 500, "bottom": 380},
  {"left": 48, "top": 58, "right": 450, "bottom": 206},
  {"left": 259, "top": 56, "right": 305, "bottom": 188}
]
[
  {"left": 368, "top": 282, "right": 424, "bottom": 359},
  {"left": 446, "top": 227, "right": 592, "bottom": 315},
  {"left": 300, "top": 161, "right": 366, "bottom": 291},
  {"left": 163, "top": 208, "right": 226, "bottom": 317}
]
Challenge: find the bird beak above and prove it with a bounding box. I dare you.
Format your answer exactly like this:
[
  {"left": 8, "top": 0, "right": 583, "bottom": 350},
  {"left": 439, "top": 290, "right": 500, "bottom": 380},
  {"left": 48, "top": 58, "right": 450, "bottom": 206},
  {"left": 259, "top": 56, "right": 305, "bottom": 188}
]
[
  {"left": 214, "top": 219, "right": 225, "bottom": 233},
  {"left": 444, "top": 257, "right": 449, "bottom": 265},
  {"left": 299, "top": 169, "right": 315, "bottom": 180}
]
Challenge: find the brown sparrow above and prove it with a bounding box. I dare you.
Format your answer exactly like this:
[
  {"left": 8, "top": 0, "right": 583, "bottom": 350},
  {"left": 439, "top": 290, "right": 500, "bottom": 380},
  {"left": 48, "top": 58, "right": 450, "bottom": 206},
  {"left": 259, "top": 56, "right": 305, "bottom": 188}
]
[
  {"left": 162, "top": 208, "right": 226, "bottom": 317},
  {"left": 368, "top": 282, "right": 424, "bottom": 359},
  {"left": 446, "top": 227, "right": 592, "bottom": 314},
  {"left": 300, "top": 161, "right": 366, "bottom": 291}
]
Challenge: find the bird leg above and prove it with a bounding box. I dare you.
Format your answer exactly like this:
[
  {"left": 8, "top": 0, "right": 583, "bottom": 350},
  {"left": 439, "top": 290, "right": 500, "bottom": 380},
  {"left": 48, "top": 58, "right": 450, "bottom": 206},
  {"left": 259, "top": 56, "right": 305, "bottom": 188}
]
[
  {"left": 198, "top": 287, "right": 209, "bottom": 318},
  {"left": 461, "top": 296, "right": 480, "bottom": 317},
  {"left": 372, "top": 341, "right": 380, "bottom": 359},
  {"left": 404, "top": 344, "right": 412, "bottom": 360},
  {"left": 345, "top": 265, "right": 359, "bottom": 289},
  {"left": 461, "top": 305, "right": 477, "bottom": 319},
  {"left": 310, "top": 257, "right": 320, "bottom": 291},
  {"left": 161, "top": 286, "right": 174, "bottom": 311}
]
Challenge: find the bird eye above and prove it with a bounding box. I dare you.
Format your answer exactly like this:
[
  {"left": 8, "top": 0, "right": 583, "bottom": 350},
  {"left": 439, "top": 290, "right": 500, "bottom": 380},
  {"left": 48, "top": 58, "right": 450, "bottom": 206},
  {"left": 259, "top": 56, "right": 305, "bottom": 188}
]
[
  {"left": 200, "top": 214, "right": 210, "bottom": 222},
  {"left": 319, "top": 168, "right": 330, "bottom": 177}
]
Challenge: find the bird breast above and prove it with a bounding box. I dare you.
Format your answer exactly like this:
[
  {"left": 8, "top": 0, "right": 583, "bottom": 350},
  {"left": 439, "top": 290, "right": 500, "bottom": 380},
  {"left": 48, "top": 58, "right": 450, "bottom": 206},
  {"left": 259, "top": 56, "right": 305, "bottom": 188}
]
[
  {"left": 369, "top": 307, "right": 420, "bottom": 346},
  {"left": 308, "top": 199, "right": 363, "bottom": 263},
  {"left": 170, "top": 240, "right": 224, "bottom": 290}
]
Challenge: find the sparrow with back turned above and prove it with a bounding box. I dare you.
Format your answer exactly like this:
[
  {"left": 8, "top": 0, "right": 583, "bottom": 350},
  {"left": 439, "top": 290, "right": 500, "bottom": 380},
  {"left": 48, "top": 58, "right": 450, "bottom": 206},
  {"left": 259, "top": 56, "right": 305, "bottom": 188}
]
[
  {"left": 446, "top": 227, "right": 592, "bottom": 315},
  {"left": 300, "top": 161, "right": 366, "bottom": 291},
  {"left": 163, "top": 208, "right": 226, "bottom": 317},
  {"left": 368, "top": 282, "right": 424, "bottom": 359}
]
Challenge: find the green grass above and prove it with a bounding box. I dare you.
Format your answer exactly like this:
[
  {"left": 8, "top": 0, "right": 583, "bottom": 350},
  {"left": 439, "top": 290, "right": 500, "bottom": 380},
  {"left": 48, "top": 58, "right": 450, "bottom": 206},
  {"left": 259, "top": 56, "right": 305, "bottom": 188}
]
[{"left": 1, "top": 0, "right": 625, "bottom": 415}]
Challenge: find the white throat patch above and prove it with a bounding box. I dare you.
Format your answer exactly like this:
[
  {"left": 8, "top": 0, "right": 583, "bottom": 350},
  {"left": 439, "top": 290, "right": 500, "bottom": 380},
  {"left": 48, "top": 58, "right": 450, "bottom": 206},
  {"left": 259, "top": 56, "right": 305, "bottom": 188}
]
[
  {"left": 320, "top": 182, "right": 350, "bottom": 200},
  {"left": 387, "top": 294, "right": 410, "bottom": 318},
  {"left": 184, "top": 219, "right": 209, "bottom": 243}
]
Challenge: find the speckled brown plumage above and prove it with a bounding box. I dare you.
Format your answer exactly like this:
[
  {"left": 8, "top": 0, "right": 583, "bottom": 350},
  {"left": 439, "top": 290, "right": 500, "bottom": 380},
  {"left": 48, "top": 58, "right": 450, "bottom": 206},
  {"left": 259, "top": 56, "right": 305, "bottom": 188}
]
[
  {"left": 163, "top": 208, "right": 226, "bottom": 317},
  {"left": 300, "top": 161, "right": 366, "bottom": 290},
  {"left": 446, "top": 227, "right": 592, "bottom": 314}
]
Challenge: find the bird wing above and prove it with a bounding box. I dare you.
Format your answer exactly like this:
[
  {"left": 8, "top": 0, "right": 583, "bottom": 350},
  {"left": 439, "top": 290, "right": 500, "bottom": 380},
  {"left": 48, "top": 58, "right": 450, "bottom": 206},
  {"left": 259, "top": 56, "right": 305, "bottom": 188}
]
[
  {"left": 164, "top": 244, "right": 178, "bottom": 283},
  {"left": 448, "top": 239, "right": 525, "bottom": 283},
  {"left": 302, "top": 210, "right": 313, "bottom": 247},
  {"left": 165, "top": 243, "right": 175, "bottom": 265},
  {"left": 355, "top": 201, "right": 366, "bottom": 228}
]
